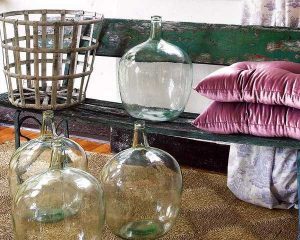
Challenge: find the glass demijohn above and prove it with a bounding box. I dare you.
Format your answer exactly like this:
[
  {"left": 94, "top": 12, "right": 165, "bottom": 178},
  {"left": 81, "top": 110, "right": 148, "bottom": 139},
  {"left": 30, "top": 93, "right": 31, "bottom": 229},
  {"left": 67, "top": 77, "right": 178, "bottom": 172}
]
[
  {"left": 12, "top": 141, "right": 105, "bottom": 239},
  {"left": 118, "top": 16, "right": 193, "bottom": 121},
  {"left": 9, "top": 110, "right": 87, "bottom": 197},
  {"left": 101, "top": 121, "right": 182, "bottom": 239}
]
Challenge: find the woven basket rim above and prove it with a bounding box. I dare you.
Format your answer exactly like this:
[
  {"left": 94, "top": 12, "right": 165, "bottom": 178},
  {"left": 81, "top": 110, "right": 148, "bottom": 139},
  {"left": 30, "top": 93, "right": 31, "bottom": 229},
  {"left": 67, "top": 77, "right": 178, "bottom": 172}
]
[{"left": 0, "top": 9, "right": 103, "bottom": 26}]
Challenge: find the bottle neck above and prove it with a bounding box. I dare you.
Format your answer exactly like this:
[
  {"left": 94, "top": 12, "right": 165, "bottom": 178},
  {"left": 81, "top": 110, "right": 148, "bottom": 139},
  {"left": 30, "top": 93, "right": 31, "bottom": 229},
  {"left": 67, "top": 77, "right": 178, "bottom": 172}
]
[
  {"left": 40, "top": 111, "right": 57, "bottom": 139},
  {"left": 50, "top": 142, "right": 65, "bottom": 170},
  {"left": 132, "top": 121, "right": 149, "bottom": 148},
  {"left": 149, "top": 16, "right": 162, "bottom": 41}
]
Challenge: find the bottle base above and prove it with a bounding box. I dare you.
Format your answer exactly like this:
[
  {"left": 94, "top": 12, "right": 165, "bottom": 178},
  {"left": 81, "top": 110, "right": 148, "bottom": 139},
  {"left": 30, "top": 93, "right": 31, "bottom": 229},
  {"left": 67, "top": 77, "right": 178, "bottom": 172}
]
[
  {"left": 31, "top": 207, "right": 79, "bottom": 223},
  {"left": 125, "top": 105, "right": 182, "bottom": 121},
  {"left": 119, "top": 219, "right": 165, "bottom": 239}
]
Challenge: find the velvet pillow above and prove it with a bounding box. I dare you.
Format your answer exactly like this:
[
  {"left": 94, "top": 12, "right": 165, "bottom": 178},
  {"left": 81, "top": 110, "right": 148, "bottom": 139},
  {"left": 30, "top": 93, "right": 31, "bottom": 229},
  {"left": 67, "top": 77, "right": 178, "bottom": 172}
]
[
  {"left": 195, "top": 61, "right": 300, "bottom": 109},
  {"left": 192, "top": 101, "right": 300, "bottom": 140}
]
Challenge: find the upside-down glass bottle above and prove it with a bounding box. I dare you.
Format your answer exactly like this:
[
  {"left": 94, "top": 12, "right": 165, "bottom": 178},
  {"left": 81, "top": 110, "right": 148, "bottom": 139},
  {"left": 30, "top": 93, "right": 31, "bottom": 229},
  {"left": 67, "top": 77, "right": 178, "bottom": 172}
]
[
  {"left": 12, "top": 141, "right": 105, "bottom": 239},
  {"left": 101, "top": 120, "right": 182, "bottom": 239},
  {"left": 9, "top": 110, "right": 87, "bottom": 197},
  {"left": 118, "top": 16, "right": 193, "bottom": 121}
]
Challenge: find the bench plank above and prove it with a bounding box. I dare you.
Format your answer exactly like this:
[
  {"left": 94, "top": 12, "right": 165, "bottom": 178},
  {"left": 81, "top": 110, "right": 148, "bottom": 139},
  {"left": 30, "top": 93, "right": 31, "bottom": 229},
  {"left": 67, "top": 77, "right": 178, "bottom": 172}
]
[
  {"left": 96, "top": 18, "right": 300, "bottom": 65},
  {"left": 1, "top": 93, "right": 299, "bottom": 149}
]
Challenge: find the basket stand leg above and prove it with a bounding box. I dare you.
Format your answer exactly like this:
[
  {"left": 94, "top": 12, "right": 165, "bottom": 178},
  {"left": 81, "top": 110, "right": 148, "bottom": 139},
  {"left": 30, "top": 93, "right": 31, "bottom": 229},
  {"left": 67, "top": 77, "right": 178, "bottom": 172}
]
[
  {"left": 14, "top": 110, "right": 22, "bottom": 149},
  {"left": 62, "top": 119, "right": 69, "bottom": 138},
  {"left": 13, "top": 110, "right": 70, "bottom": 150},
  {"left": 14, "top": 110, "right": 42, "bottom": 149}
]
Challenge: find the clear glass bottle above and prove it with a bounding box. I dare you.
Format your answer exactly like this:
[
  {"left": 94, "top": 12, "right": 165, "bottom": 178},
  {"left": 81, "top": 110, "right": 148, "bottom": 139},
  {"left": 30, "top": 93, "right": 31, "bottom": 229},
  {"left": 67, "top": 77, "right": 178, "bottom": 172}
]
[
  {"left": 12, "top": 141, "right": 105, "bottom": 239},
  {"left": 9, "top": 110, "right": 87, "bottom": 197},
  {"left": 118, "top": 16, "right": 193, "bottom": 122},
  {"left": 101, "top": 120, "right": 182, "bottom": 239}
]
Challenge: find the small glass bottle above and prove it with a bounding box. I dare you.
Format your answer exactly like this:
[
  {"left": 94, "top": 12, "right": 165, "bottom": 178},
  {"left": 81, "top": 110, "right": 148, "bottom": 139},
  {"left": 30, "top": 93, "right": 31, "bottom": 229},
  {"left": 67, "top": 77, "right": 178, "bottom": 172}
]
[
  {"left": 118, "top": 16, "right": 193, "bottom": 121},
  {"left": 101, "top": 120, "right": 182, "bottom": 239},
  {"left": 9, "top": 110, "right": 87, "bottom": 197},
  {"left": 12, "top": 141, "right": 105, "bottom": 239}
]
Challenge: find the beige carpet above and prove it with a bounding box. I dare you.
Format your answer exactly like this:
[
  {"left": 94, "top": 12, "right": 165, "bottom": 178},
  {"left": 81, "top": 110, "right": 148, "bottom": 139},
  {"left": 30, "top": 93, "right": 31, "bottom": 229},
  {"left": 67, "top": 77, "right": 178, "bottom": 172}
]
[{"left": 0, "top": 141, "right": 297, "bottom": 240}]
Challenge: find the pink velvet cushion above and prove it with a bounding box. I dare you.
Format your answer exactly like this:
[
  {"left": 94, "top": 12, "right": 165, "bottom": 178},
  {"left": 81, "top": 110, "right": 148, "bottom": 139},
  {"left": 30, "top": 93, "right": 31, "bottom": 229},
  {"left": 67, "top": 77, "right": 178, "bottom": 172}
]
[
  {"left": 192, "top": 101, "right": 300, "bottom": 140},
  {"left": 195, "top": 61, "right": 300, "bottom": 108}
]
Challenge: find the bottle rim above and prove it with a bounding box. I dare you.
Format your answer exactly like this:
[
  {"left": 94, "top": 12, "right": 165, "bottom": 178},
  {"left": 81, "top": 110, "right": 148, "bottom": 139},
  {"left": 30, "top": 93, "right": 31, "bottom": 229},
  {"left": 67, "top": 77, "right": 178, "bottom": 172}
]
[
  {"left": 43, "top": 110, "right": 54, "bottom": 118},
  {"left": 151, "top": 16, "right": 162, "bottom": 22},
  {"left": 134, "top": 120, "right": 146, "bottom": 129}
]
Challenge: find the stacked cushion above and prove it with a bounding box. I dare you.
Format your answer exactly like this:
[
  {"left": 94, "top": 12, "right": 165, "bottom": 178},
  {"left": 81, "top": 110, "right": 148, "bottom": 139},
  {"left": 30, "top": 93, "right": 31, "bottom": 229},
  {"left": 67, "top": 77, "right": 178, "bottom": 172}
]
[
  {"left": 193, "top": 61, "right": 300, "bottom": 140},
  {"left": 193, "top": 102, "right": 300, "bottom": 139}
]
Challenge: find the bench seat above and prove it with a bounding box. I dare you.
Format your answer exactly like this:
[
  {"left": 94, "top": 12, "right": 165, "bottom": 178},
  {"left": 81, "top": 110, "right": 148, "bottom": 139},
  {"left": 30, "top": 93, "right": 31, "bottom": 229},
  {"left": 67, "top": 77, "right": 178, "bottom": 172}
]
[{"left": 1, "top": 92, "right": 300, "bottom": 149}]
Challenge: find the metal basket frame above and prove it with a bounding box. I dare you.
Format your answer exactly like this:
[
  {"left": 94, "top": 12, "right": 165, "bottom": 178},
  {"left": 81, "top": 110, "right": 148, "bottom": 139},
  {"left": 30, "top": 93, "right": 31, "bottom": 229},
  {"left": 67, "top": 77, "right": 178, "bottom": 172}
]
[{"left": 0, "top": 9, "right": 103, "bottom": 110}]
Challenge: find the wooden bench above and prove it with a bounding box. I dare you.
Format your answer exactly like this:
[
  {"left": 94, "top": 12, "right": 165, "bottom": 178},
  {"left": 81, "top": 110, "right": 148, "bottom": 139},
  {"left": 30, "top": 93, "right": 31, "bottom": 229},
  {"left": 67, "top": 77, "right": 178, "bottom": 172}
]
[
  {"left": 1, "top": 18, "right": 300, "bottom": 147},
  {"left": 0, "top": 17, "right": 300, "bottom": 231}
]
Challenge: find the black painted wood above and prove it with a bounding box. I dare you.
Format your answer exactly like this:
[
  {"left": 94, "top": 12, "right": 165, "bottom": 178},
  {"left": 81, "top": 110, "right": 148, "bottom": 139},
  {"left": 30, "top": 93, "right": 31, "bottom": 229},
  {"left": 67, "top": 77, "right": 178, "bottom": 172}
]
[{"left": 1, "top": 93, "right": 300, "bottom": 149}]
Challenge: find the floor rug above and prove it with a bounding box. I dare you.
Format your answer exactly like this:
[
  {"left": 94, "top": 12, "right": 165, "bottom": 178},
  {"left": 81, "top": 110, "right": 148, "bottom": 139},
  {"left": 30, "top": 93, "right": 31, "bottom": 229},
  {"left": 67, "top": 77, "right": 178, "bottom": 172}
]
[{"left": 0, "top": 142, "right": 297, "bottom": 239}]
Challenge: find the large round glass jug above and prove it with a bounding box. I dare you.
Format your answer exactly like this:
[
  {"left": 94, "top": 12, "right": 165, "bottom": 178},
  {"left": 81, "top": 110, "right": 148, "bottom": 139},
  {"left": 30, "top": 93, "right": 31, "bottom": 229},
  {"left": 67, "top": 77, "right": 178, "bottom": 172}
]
[
  {"left": 9, "top": 110, "right": 87, "bottom": 197},
  {"left": 118, "top": 16, "right": 193, "bottom": 121},
  {"left": 12, "top": 141, "right": 105, "bottom": 239},
  {"left": 100, "top": 120, "right": 182, "bottom": 239}
]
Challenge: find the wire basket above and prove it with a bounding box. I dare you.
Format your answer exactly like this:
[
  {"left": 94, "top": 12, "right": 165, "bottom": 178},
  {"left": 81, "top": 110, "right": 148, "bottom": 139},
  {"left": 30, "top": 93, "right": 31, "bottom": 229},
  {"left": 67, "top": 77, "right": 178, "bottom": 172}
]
[{"left": 0, "top": 9, "right": 104, "bottom": 110}]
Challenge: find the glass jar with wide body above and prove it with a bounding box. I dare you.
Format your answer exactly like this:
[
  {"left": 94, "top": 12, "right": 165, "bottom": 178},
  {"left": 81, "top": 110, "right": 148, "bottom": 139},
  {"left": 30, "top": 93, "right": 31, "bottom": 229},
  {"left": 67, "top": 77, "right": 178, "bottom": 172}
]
[
  {"left": 118, "top": 16, "right": 193, "bottom": 121},
  {"left": 12, "top": 142, "right": 105, "bottom": 239},
  {"left": 9, "top": 110, "right": 87, "bottom": 197},
  {"left": 101, "top": 121, "right": 182, "bottom": 239}
]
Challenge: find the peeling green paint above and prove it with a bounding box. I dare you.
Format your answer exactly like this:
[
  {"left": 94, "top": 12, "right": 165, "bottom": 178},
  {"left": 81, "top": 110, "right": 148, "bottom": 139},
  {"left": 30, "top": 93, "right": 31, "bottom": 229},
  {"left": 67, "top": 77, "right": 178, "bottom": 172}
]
[
  {"left": 267, "top": 41, "right": 300, "bottom": 52},
  {"left": 96, "top": 18, "right": 300, "bottom": 65}
]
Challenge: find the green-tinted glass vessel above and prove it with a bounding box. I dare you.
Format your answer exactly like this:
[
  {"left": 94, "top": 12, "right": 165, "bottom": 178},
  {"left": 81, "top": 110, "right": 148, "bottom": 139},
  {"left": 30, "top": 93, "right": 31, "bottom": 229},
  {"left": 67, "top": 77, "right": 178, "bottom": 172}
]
[
  {"left": 101, "top": 120, "right": 182, "bottom": 239},
  {"left": 12, "top": 141, "right": 105, "bottom": 239},
  {"left": 118, "top": 16, "right": 193, "bottom": 121},
  {"left": 9, "top": 110, "right": 87, "bottom": 197}
]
